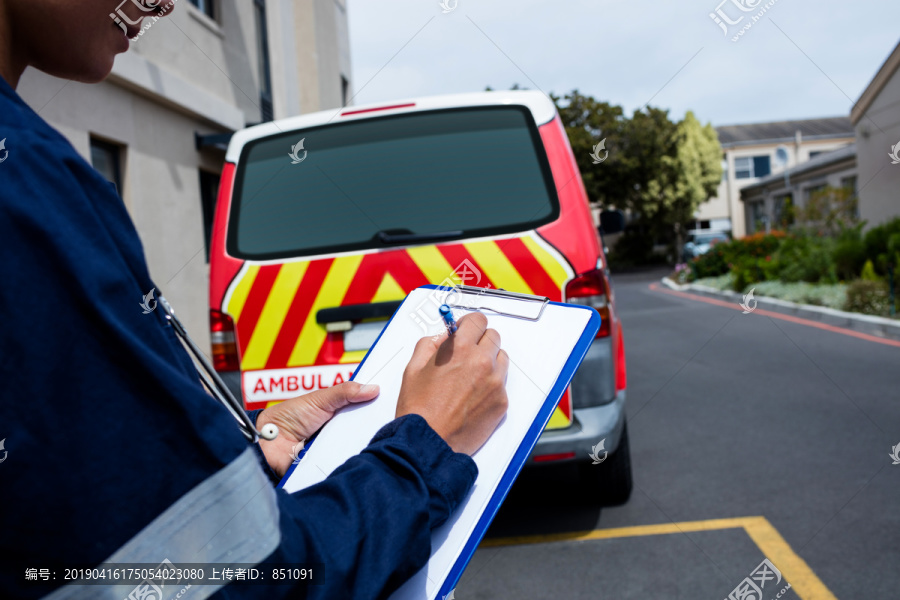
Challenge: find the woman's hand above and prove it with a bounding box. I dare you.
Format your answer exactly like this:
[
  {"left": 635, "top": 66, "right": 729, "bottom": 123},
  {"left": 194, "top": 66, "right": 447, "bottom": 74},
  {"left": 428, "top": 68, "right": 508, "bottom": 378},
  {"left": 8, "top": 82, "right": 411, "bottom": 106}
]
[
  {"left": 396, "top": 312, "right": 509, "bottom": 456},
  {"left": 257, "top": 382, "right": 380, "bottom": 477}
]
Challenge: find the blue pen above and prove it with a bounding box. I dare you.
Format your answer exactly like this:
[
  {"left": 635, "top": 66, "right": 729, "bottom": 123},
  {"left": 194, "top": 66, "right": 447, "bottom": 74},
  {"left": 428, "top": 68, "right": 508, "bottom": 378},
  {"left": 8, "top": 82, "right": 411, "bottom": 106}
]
[{"left": 439, "top": 304, "right": 458, "bottom": 335}]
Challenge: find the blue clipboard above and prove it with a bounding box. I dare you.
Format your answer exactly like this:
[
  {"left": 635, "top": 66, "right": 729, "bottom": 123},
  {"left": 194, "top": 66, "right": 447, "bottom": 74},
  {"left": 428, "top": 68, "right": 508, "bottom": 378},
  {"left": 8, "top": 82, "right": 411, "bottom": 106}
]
[{"left": 278, "top": 284, "right": 600, "bottom": 599}]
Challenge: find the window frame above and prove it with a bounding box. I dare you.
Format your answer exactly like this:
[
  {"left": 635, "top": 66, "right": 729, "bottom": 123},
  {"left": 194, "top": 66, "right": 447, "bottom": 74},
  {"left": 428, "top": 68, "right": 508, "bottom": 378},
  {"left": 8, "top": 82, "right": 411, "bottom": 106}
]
[
  {"left": 226, "top": 105, "right": 561, "bottom": 262},
  {"left": 89, "top": 136, "right": 124, "bottom": 197},
  {"left": 254, "top": 0, "right": 274, "bottom": 122},
  {"left": 199, "top": 169, "right": 221, "bottom": 262},
  {"left": 188, "top": 0, "right": 216, "bottom": 20},
  {"left": 734, "top": 156, "right": 754, "bottom": 179}
]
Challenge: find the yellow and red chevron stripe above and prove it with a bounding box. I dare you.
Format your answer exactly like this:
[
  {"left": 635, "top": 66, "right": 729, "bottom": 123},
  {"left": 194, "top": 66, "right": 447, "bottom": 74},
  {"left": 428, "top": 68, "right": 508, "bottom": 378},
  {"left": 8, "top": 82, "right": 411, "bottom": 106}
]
[{"left": 223, "top": 233, "right": 576, "bottom": 426}]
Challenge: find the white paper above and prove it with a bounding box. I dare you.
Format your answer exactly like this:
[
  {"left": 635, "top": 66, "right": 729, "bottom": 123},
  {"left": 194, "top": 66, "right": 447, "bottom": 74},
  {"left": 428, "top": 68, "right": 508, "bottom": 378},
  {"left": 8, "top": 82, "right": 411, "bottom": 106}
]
[{"left": 280, "top": 287, "right": 593, "bottom": 599}]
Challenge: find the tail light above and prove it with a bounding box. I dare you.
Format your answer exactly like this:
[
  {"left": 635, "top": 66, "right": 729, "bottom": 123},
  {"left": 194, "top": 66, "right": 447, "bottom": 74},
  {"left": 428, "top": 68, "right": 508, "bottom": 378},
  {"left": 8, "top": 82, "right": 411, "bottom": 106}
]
[
  {"left": 565, "top": 269, "right": 611, "bottom": 337},
  {"left": 616, "top": 324, "right": 627, "bottom": 391},
  {"left": 532, "top": 452, "right": 576, "bottom": 463},
  {"left": 210, "top": 309, "right": 239, "bottom": 371}
]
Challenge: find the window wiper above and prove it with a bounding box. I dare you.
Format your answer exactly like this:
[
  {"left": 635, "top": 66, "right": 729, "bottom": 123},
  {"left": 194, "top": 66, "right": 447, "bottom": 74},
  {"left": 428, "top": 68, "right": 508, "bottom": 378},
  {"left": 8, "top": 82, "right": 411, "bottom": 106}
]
[{"left": 375, "top": 229, "right": 464, "bottom": 245}]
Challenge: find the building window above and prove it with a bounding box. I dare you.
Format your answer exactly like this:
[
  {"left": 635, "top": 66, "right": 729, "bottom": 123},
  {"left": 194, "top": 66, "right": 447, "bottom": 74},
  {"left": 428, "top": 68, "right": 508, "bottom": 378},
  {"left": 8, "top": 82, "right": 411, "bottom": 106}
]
[
  {"left": 341, "top": 75, "right": 350, "bottom": 107},
  {"left": 841, "top": 176, "right": 859, "bottom": 220},
  {"left": 254, "top": 0, "right": 273, "bottom": 122},
  {"left": 188, "top": 0, "right": 215, "bottom": 20},
  {"left": 802, "top": 184, "right": 828, "bottom": 223},
  {"left": 841, "top": 175, "right": 857, "bottom": 194},
  {"left": 199, "top": 170, "right": 221, "bottom": 262},
  {"left": 753, "top": 156, "right": 771, "bottom": 178},
  {"left": 90, "top": 137, "right": 123, "bottom": 196},
  {"left": 750, "top": 201, "right": 767, "bottom": 233},
  {"left": 734, "top": 157, "right": 753, "bottom": 179},
  {"left": 805, "top": 184, "right": 827, "bottom": 202},
  {"left": 773, "top": 193, "right": 793, "bottom": 228},
  {"left": 734, "top": 155, "right": 771, "bottom": 179}
]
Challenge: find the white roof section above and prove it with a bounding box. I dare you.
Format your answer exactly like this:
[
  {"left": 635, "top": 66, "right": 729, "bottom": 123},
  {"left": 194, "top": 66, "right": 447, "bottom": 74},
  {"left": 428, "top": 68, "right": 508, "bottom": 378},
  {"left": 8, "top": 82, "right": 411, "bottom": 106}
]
[{"left": 225, "top": 90, "right": 557, "bottom": 163}]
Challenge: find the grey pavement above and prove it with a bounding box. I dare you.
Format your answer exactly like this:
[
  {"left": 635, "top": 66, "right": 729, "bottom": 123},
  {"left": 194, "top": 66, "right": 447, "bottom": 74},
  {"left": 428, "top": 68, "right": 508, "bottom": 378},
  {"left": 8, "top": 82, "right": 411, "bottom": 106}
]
[{"left": 456, "top": 268, "right": 900, "bottom": 600}]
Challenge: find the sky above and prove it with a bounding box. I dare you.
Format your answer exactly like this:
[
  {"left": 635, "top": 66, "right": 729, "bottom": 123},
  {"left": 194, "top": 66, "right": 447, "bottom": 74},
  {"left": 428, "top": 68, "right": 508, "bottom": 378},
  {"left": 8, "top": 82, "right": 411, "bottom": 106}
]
[{"left": 345, "top": 0, "right": 900, "bottom": 127}]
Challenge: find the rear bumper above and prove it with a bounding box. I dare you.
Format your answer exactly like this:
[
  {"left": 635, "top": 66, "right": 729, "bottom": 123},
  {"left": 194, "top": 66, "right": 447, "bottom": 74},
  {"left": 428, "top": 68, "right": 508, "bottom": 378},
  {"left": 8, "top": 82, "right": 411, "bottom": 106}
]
[{"left": 528, "top": 389, "right": 626, "bottom": 465}]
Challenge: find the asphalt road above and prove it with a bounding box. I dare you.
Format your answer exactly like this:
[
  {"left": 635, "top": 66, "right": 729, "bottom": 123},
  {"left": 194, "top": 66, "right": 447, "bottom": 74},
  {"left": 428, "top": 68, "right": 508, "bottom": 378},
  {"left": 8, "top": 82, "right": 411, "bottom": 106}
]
[{"left": 456, "top": 268, "right": 900, "bottom": 600}]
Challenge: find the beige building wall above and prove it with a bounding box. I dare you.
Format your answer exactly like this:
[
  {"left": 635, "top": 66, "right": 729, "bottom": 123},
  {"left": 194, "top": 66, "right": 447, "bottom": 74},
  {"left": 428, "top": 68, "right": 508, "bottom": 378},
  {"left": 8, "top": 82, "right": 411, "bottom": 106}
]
[
  {"left": 696, "top": 135, "right": 853, "bottom": 238},
  {"left": 852, "top": 42, "right": 900, "bottom": 230},
  {"left": 16, "top": 0, "right": 351, "bottom": 350},
  {"left": 740, "top": 147, "right": 858, "bottom": 235},
  {"left": 295, "top": 0, "right": 352, "bottom": 113}
]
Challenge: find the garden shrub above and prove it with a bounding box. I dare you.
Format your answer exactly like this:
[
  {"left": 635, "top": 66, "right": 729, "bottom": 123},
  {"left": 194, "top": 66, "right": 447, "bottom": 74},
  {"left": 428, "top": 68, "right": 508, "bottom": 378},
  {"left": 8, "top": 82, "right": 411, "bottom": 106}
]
[
  {"left": 844, "top": 280, "right": 891, "bottom": 316},
  {"left": 692, "top": 231, "right": 786, "bottom": 288},
  {"left": 731, "top": 264, "right": 755, "bottom": 292},
  {"left": 750, "top": 281, "right": 847, "bottom": 310},
  {"left": 860, "top": 259, "right": 880, "bottom": 282},
  {"left": 832, "top": 226, "right": 866, "bottom": 281},
  {"left": 863, "top": 217, "right": 900, "bottom": 276},
  {"left": 773, "top": 234, "right": 836, "bottom": 284},
  {"left": 690, "top": 242, "right": 729, "bottom": 279}
]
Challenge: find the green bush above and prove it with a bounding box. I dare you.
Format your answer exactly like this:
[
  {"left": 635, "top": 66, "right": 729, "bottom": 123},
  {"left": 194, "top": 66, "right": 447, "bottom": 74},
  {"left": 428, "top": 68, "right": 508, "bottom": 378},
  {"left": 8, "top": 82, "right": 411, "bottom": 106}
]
[
  {"left": 844, "top": 280, "right": 891, "bottom": 316},
  {"left": 691, "top": 231, "right": 786, "bottom": 287},
  {"left": 832, "top": 226, "right": 866, "bottom": 281},
  {"left": 863, "top": 217, "right": 900, "bottom": 275},
  {"left": 732, "top": 264, "right": 756, "bottom": 292},
  {"left": 860, "top": 259, "right": 880, "bottom": 282},
  {"left": 751, "top": 281, "right": 847, "bottom": 310},
  {"left": 773, "top": 234, "right": 836, "bottom": 284},
  {"left": 690, "top": 243, "right": 729, "bottom": 279},
  {"left": 692, "top": 274, "right": 733, "bottom": 291}
]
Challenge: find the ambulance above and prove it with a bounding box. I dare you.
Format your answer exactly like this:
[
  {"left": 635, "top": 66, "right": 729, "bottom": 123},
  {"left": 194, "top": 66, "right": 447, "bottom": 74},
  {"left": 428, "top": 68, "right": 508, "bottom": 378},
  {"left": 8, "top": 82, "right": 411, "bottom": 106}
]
[{"left": 208, "top": 91, "right": 632, "bottom": 503}]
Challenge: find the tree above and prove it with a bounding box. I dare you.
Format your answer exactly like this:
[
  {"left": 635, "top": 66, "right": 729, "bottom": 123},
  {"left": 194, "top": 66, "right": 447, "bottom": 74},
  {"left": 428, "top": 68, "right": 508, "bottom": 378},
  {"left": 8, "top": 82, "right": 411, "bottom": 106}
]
[
  {"left": 551, "top": 91, "right": 722, "bottom": 262},
  {"left": 658, "top": 112, "right": 723, "bottom": 257},
  {"left": 551, "top": 90, "right": 627, "bottom": 208}
]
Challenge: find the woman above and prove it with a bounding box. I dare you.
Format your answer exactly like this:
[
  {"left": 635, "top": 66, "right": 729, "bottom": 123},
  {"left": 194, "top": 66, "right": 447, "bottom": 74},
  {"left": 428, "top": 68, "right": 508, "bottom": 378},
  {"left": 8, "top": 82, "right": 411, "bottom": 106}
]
[{"left": 0, "top": 1, "right": 509, "bottom": 598}]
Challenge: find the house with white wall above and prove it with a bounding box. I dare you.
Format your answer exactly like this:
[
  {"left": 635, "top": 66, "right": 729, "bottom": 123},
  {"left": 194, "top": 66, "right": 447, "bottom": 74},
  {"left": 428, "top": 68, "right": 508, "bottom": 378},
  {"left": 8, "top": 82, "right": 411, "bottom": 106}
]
[{"left": 695, "top": 118, "right": 855, "bottom": 238}]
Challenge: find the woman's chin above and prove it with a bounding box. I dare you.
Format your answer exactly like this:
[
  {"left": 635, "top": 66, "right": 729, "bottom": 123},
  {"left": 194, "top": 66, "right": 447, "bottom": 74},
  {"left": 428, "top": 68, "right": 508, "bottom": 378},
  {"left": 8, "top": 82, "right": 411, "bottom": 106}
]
[{"left": 35, "top": 54, "right": 117, "bottom": 84}]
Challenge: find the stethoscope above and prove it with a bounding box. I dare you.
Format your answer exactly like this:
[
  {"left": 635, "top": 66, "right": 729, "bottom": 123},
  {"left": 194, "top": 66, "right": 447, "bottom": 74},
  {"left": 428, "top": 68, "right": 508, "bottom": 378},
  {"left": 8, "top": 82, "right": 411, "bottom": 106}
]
[{"left": 158, "top": 295, "right": 279, "bottom": 443}]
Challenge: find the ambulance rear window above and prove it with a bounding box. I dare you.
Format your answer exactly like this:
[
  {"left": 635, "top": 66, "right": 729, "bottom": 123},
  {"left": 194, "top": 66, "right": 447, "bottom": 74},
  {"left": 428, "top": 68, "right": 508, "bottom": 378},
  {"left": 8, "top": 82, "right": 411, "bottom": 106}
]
[{"left": 228, "top": 106, "right": 559, "bottom": 260}]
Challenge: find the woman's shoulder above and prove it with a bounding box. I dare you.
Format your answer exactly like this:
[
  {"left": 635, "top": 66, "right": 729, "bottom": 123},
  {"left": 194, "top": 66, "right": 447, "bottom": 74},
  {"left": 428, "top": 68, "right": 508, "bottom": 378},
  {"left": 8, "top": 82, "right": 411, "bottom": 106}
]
[{"left": 0, "top": 80, "right": 82, "bottom": 162}]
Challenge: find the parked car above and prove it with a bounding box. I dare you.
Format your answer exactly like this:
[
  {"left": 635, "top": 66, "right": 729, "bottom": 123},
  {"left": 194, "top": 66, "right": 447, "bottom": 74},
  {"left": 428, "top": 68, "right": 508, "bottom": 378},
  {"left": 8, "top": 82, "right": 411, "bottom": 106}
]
[
  {"left": 683, "top": 230, "right": 729, "bottom": 259},
  {"left": 208, "top": 90, "right": 632, "bottom": 504}
]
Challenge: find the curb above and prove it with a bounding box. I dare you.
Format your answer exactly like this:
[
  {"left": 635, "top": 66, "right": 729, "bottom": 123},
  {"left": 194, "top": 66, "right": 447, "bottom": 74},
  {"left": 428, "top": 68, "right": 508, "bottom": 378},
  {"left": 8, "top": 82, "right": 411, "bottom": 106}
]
[{"left": 660, "top": 277, "right": 900, "bottom": 343}]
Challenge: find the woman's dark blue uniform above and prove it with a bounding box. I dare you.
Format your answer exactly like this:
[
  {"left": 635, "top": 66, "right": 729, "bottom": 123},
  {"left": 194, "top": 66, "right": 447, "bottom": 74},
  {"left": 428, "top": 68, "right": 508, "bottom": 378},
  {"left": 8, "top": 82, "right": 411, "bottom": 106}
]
[{"left": 0, "top": 75, "right": 476, "bottom": 600}]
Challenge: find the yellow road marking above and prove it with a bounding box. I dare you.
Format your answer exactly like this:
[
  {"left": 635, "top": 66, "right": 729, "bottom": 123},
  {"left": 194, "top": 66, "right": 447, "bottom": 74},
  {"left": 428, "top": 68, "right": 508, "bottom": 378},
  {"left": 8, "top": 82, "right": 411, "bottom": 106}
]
[
  {"left": 742, "top": 516, "right": 835, "bottom": 600},
  {"left": 481, "top": 516, "right": 836, "bottom": 600}
]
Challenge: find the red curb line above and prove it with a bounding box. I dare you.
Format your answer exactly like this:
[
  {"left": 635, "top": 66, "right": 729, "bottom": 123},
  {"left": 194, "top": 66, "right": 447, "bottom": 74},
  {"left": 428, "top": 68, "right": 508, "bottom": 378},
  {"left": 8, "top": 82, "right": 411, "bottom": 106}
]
[{"left": 648, "top": 282, "right": 900, "bottom": 349}]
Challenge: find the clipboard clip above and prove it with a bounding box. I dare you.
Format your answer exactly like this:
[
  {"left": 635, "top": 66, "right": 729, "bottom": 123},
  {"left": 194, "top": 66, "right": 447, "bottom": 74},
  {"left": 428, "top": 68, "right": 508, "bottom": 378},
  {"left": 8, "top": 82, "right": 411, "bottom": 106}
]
[{"left": 442, "top": 285, "right": 550, "bottom": 322}]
